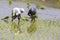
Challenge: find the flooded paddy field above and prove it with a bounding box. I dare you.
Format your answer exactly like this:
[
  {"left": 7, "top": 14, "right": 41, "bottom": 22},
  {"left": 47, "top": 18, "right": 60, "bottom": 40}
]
[{"left": 0, "top": 0, "right": 60, "bottom": 40}]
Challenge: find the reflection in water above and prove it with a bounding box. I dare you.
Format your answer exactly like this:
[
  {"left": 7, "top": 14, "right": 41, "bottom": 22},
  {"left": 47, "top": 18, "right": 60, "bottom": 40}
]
[
  {"left": 11, "top": 22, "right": 22, "bottom": 34},
  {"left": 27, "top": 21, "right": 37, "bottom": 34},
  {"left": 1, "top": 19, "right": 9, "bottom": 24}
]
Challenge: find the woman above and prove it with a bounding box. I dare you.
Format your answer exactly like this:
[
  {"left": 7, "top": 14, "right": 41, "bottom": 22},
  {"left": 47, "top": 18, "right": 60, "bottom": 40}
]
[
  {"left": 28, "top": 8, "right": 36, "bottom": 22},
  {"left": 12, "top": 7, "right": 25, "bottom": 24}
]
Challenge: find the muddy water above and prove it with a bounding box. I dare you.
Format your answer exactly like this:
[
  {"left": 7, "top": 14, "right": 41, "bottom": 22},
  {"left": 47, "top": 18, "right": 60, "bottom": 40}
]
[
  {"left": 0, "top": 1, "right": 60, "bottom": 40},
  {"left": 0, "top": 1, "right": 60, "bottom": 21}
]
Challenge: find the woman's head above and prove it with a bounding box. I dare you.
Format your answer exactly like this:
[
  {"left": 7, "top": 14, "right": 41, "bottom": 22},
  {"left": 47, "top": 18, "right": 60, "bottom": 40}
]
[
  {"left": 20, "top": 8, "right": 25, "bottom": 13},
  {"left": 28, "top": 8, "right": 36, "bottom": 16}
]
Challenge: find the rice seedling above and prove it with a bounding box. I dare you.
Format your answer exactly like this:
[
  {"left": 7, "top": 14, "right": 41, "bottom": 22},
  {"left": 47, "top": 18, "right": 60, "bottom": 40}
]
[
  {"left": 8, "top": 0, "right": 12, "bottom": 5},
  {"left": 0, "top": 18, "right": 60, "bottom": 40}
]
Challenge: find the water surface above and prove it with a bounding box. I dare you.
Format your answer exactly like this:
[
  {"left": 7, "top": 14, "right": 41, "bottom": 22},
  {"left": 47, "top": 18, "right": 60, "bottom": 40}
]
[{"left": 0, "top": 1, "right": 60, "bottom": 21}]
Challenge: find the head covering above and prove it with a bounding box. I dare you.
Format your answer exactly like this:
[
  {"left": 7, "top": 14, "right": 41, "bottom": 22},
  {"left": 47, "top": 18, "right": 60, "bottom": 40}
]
[
  {"left": 20, "top": 8, "right": 25, "bottom": 12},
  {"left": 30, "top": 8, "right": 36, "bottom": 13},
  {"left": 12, "top": 8, "right": 25, "bottom": 16},
  {"left": 28, "top": 8, "right": 36, "bottom": 16}
]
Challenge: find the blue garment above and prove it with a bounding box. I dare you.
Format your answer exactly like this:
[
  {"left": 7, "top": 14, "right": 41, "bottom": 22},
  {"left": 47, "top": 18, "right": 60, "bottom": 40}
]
[
  {"left": 28, "top": 8, "right": 36, "bottom": 16},
  {"left": 30, "top": 8, "right": 36, "bottom": 12}
]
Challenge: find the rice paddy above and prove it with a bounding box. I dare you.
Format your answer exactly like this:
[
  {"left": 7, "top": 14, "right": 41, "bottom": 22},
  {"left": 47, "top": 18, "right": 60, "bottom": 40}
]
[
  {"left": 0, "top": 0, "right": 60, "bottom": 40},
  {"left": 0, "top": 19, "right": 60, "bottom": 40}
]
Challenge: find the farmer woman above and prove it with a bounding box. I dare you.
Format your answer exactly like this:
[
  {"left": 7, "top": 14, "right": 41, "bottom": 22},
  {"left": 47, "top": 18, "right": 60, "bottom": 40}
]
[
  {"left": 27, "top": 8, "right": 37, "bottom": 33},
  {"left": 28, "top": 8, "right": 36, "bottom": 22},
  {"left": 12, "top": 7, "right": 25, "bottom": 24}
]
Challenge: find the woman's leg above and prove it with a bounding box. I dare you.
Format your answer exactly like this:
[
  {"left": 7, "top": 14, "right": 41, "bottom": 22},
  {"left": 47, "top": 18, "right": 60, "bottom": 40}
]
[
  {"left": 31, "top": 15, "right": 35, "bottom": 22},
  {"left": 18, "top": 14, "right": 21, "bottom": 25}
]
